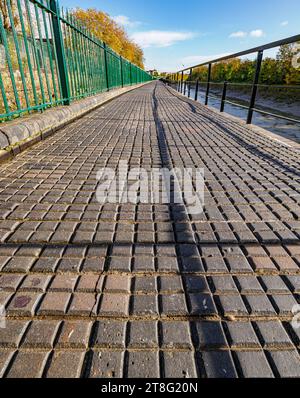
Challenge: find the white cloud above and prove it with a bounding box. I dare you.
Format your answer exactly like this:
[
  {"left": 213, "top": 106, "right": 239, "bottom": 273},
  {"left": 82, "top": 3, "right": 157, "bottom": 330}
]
[
  {"left": 182, "top": 53, "right": 230, "bottom": 66},
  {"left": 250, "top": 29, "right": 265, "bottom": 38},
  {"left": 280, "top": 21, "right": 289, "bottom": 26},
  {"left": 131, "top": 30, "right": 195, "bottom": 48},
  {"left": 229, "top": 29, "right": 265, "bottom": 39},
  {"left": 112, "top": 15, "right": 141, "bottom": 28},
  {"left": 229, "top": 31, "right": 247, "bottom": 38}
]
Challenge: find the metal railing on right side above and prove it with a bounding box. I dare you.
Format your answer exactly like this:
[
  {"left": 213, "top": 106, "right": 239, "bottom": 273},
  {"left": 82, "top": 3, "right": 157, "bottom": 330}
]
[
  {"left": 168, "top": 35, "right": 300, "bottom": 125},
  {"left": 0, "top": 0, "right": 154, "bottom": 121}
]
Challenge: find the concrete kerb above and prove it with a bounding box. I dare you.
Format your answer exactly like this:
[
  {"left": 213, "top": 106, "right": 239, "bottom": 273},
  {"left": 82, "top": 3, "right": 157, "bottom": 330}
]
[{"left": 0, "top": 82, "right": 152, "bottom": 165}]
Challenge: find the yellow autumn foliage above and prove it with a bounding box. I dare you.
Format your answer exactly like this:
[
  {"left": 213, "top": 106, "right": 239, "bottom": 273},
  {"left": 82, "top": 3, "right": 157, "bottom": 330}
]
[{"left": 73, "top": 8, "right": 144, "bottom": 69}]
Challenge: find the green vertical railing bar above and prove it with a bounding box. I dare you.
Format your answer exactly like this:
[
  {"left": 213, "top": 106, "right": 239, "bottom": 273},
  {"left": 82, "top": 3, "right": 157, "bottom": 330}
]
[
  {"left": 24, "top": 0, "right": 46, "bottom": 106},
  {"left": 16, "top": 0, "right": 38, "bottom": 107},
  {"left": 41, "top": 0, "right": 59, "bottom": 102},
  {"left": 6, "top": 0, "right": 30, "bottom": 109},
  {"left": 48, "top": 3, "right": 63, "bottom": 100},
  {"left": 34, "top": 2, "right": 52, "bottom": 103},
  {"left": 0, "top": 72, "right": 9, "bottom": 115},
  {"left": 103, "top": 43, "right": 110, "bottom": 91},
  {"left": 49, "top": 0, "right": 70, "bottom": 105},
  {"left": 0, "top": 12, "right": 21, "bottom": 110},
  {"left": 64, "top": 15, "right": 76, "bottom": 98}
]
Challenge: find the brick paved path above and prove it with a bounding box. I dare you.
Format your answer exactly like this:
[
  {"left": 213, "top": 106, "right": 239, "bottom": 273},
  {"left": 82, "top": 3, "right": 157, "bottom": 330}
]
[{"left": 0, "top": 81, "right": 300, "bottom": 378}]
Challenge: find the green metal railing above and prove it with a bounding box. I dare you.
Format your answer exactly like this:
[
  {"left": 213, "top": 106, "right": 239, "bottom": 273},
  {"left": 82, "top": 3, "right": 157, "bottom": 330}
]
[{"left": 0, "top": 0, "right": 153, "bottom": 121}]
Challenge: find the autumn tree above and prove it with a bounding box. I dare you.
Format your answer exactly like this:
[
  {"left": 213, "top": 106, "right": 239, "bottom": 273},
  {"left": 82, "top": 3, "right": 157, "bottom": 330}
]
[
  {"left": 72, "top": 8, "right": 145, "bottom": 68},
  {"left": 0, "top": 0, "right": 19, "bottom": 30}
]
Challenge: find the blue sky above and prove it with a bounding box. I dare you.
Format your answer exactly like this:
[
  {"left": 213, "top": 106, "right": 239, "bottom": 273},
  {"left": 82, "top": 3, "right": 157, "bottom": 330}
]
[{"left": 61, "top": 0, "right": 300, "bottom": 72}]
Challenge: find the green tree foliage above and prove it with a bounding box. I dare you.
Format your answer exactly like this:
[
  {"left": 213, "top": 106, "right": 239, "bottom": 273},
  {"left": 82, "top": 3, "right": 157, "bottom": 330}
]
[{"left": 190, "top": 44, "right": 300, "bottom": 85}]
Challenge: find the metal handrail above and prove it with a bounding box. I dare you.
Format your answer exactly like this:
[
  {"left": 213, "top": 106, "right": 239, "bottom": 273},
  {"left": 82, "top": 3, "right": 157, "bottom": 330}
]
[
  {"left": 169, "top": 35, "right": 300, "bottom": 125},
  {"left": 177, "top": 34, "right": 300, "bottom": 73}
]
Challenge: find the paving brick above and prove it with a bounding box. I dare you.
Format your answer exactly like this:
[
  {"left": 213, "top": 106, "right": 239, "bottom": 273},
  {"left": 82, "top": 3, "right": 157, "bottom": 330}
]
[
  {"left": 131, "top": 295, "right": 159, "bottom": 316},
  {"left": 7, "top": 292, "right": 42, "bottom": 316},
  {"left": 104, "top": 275, "right": 131, "bottom": 293},
  {"left": 76, "top": 275, "right": 104, "bottom": 292},
  {"left": 46, "top": 351, "right": 85, "bottom": 378},
  {"left": 81, "top": 257, "right": 105, "bottom": 272},
  {"left": 133, "top": 256, "right": 155, "bottom": 272},
  {"left": 259, "top": 276, "right": 290, "bottom": 294},
  {"left": 56, "top": 320, "right": 92, "bottom": 349},
  {"left": 193, "top": 322, "right": 227, "bottom": 349},
  {"left": 0, "top": 256, "right": 10, "bottom": 271},
  {"left": 0, "top": 320, "right": 29, "bottom": 348},
  {"left": 244, "top": 244, "right": 268, "bottom": 257},
  {"left": 108, "top": 257, "right": 132, "bottom": 271},
  {"left": 236, "top": 276, "right": 264, "bottom": 294},
  {"left": 86, "top": 246, "right": 108, "bottom": 259},
  {"left": 134, "top": 276, "right": 157, "bottom": 293},
  {"left": 20, "top": 275, "right": 52, "bottom": 292},
  {"left": 68, "top": 293, "right": 99, "bottom": 316},
  {"left": 159, "top": 276, "right": 183, "bottom": 293},
  {"left": 126, "top": 351, "right": 159, "bottom": 378},
  {"left": 88, "top": 351, "right": 124, "bottom": 378},
  {"left": 271, "top": 294, "right": 299, "bottom": 316},
  {"left": 204, "top": 256, "right": 228, "bottom": 273},
  {"left": 3, "top": 256, "right": 36, "bottom": 273},
  {"left": 93, "top": 321, "right": 126, "bottom": 348},
  {"left": 179, "top": 244, "right": 200, "bottom": 257},
  {"left": 218, "top": 295, "right": 248, "bottom": 317},
  {"left": 225, "top": 322, "right": 260, "bottom": 348},
  {"left": 31, "top": 257, "right": 59, "bottom": 273},
  {"left": 49, "top": 275, "right": 78, "bottom": 292},
  {"left": 22, "top": 320, "right": 60, "bottom": 349},
  {"left": 134, "top": 244, "right": 155, "bottom": 256},
  {"left": 267, "top": 350, "right": 300, "bottom": 378},
  {"left": 249, "top": 256, "right": 277, "bottom": 272},
  {"left": 38, "top": 292, "right": 71, "bottom": 315},
  {"left": 180, "top": 256, "right": 204, "bottom": 272},
  {"left": 157, "top": 256, "right": 180, "bottom": 272},
  {"left": 160, "top": 294, "right": 188, "bottom": 316},
  {"left": 235, "top": 351, "right": 274, "bottom": 378},
  {"left": 255, "top": 321, "right": 294, "bottom": 348},
  {"left": 0, "top": 350, "right": 14, "bottom": 377},
  {"left": 184, "top": 275, "right": 210, "bottom": 293},
  {"left": 226, "top": 256, "right": 253, "bottom": 273},
  {"left": 273, "top": 256, "right": 299, "bottom": 272},
  {"left": 163, "top": 352, "right": 197, "bottom": 378},
  {"left": 0, "top": 274, "right": 24, "bottom": 291},
  {"left": 188, "top": 293, "right": 217, "bottom": 316},
  {"left": 211, "top": 276, "right": 238, "bottom": 294},
  {"left": 56, "top": 258, "right": 83, "bottom": 272},
  {"left": 285, "top": 275, "right": 300, "bottom": 293},
  {"left": 6, "top": 351, "right": 49, "bottom": 378},
  {"left": 202, "top": 351, "right": 238, "bottom": 378},
  {"left": 245, "top": 295, "right": 276, "bottom": 316},
  {"left": 156, "top": 244, "right": 176, "bottom": 257},
  {"left": 99, "top": 293, "right": 129, "bottom": 316},
  {"left": 160, "top": 321, "right": 193, "bottom": 349},
  {"left": 128, "top": 321, "right": 158, "bottom": 348}
]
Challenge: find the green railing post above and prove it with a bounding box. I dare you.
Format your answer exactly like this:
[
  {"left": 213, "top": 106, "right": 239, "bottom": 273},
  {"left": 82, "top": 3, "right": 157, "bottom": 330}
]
[
  {"left": 50, "top": 0, "right": 71, "bottom": 105},
  {"left": 120, "top": 56, "right": 124, "bottom": 88},
  {"left": 103, "top": 43, "right": 110, "bottom": 91},
  {"left": 130, "top": 63, "right": 133, "bottom": 86}
]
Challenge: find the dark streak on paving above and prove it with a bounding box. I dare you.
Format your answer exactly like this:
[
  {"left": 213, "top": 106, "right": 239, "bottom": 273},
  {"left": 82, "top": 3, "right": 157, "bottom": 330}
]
[{"left": 0, "top": 82, "right": 299, "bottom": 378}]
